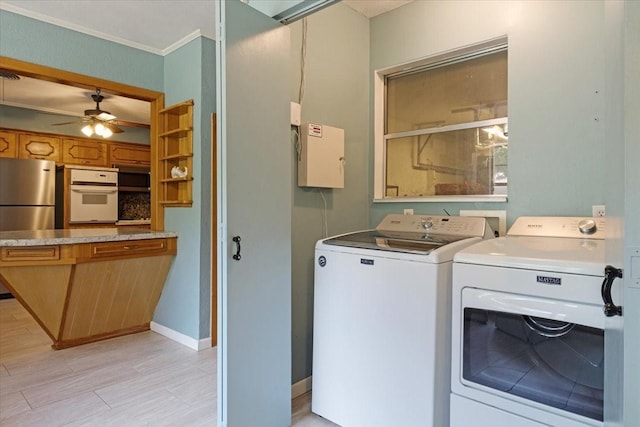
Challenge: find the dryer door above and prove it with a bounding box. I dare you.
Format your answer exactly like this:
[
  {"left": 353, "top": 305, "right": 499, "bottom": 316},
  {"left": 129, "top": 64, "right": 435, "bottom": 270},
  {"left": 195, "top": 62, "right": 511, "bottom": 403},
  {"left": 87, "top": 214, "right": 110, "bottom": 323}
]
[{"left": 456, "top": 288, "right": 604, "bottom": 423}]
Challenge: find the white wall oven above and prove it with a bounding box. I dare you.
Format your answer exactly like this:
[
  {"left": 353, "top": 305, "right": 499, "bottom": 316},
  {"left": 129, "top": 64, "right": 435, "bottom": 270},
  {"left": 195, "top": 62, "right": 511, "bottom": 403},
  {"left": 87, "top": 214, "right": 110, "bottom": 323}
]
[
  {"left": 450, "top": 217, "right": 617, "bottom": 427},
  {"left": 68, "top": 168, "right": 118, "bottom": 224}
]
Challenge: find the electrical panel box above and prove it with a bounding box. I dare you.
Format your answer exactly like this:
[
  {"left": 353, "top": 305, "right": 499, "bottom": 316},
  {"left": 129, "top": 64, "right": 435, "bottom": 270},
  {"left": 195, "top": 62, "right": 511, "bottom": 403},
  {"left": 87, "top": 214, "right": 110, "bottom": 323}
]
[{"left": 298, "top": 123, "right": 344, "bottom": 188}]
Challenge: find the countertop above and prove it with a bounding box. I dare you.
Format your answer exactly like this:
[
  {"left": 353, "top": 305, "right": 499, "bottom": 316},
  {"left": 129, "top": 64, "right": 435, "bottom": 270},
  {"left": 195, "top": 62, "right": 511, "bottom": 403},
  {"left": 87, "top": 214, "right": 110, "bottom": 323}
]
[{"left": 0, "top": 228, "right": 177, "bottom": 247}]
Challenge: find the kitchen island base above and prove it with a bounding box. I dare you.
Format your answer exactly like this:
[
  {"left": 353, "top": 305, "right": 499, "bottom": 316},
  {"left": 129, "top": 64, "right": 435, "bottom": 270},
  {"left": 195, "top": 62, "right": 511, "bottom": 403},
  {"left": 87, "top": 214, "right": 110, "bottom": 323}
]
[{"left": 0, "top": 229, "right": 177, "bottom": 349}]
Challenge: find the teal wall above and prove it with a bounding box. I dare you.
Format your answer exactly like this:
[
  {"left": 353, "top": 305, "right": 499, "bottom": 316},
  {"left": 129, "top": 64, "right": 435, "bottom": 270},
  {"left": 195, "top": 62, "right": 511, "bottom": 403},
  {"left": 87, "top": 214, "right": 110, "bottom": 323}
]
[
  {"left": 0, "top": 10, "right": 162, "bottom": 91},
  {"left": 369, "top": 1, "right": 606, "bottom": 228},
  {"left": 0, "top": 10, "right": 214, "bottom": 342},
  {"left": 288, "top": 4, "right": 370, "bottom": 383},
  {"left": 155, "top": 37, "right": 215, "bottom": 340},
  {"left": 0, "top": 105, "right": 150, "bottom": 145}
]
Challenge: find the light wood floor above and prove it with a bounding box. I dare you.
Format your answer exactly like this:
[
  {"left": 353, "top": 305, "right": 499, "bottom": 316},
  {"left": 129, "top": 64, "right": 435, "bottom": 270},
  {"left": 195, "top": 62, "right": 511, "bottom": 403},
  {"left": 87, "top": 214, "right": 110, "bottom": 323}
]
[{"left": 0, "top": 298, "right": 335, "bottom": 426}]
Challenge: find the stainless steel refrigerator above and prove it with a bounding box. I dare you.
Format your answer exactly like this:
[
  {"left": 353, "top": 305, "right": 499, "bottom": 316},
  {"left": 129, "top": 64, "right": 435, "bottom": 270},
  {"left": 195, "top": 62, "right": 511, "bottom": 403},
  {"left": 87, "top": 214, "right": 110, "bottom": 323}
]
[{"left": 0, "top": 157, "right": 55, "bottom": 298}]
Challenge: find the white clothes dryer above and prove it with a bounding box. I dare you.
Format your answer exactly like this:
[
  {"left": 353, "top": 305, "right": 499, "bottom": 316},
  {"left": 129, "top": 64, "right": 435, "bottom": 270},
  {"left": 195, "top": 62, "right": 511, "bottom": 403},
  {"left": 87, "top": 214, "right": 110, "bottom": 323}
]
[
  {"left": 450, "top": 217, "right": 617, "bottom": 427},
  {"left": 312, "top": 214, "right": 493, "bottom": 427}
]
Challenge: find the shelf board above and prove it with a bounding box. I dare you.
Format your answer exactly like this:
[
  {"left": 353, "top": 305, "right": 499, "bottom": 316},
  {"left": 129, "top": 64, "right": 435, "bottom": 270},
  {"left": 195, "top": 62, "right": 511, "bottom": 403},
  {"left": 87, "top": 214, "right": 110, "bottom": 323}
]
[
  {"left": 160, "top": 177, "right": 194, "bottom": 183},
  {"left": 159, "top": 100, "right": 194, "bottom": 114},
  {"left": 160, "top": 153, "right": 193, "bottom": 161},
  {"left": 159, "top": 200, "right": 193, "bottom": 206},
  {"left": 159, "top": 127, "right": 193, "bottom": 138}
]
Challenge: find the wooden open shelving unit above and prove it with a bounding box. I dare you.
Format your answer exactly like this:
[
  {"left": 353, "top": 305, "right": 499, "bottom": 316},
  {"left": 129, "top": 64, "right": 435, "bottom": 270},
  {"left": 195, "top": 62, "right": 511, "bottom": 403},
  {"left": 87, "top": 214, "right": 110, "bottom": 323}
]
[{"left": 158, "top": 100, "right": 194, "bottom": 206}]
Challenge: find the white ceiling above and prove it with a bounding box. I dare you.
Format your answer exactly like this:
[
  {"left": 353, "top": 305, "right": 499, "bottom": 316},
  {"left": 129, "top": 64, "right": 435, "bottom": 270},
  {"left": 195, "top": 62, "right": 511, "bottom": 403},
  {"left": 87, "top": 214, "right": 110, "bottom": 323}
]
[{"left": 0, "top": 0, "right": 412, "bottom": 125}]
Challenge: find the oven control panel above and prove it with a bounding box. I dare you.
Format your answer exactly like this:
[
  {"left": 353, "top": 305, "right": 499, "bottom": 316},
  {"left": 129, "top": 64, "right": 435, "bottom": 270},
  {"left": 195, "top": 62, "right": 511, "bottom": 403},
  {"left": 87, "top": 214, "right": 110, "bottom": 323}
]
[
  {"left": 70, "top": 168, "right": 118, "bottom": 185},
  {"left": 507, "top": 216, "right": 606, "bottom": 239},
  {"left": 376, "top": 214, "right": 492, "bottom": 238}
]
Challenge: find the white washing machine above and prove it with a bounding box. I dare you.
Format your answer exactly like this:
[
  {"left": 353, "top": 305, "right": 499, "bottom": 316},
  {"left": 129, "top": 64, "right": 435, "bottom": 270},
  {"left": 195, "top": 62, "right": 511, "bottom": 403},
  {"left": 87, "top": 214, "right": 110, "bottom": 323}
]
[
  {"left": 450, "top": 216, "right": 618, "bottom": 427},
  {"left": 312, "top": 214, "right": 494, "bottom": 427}
]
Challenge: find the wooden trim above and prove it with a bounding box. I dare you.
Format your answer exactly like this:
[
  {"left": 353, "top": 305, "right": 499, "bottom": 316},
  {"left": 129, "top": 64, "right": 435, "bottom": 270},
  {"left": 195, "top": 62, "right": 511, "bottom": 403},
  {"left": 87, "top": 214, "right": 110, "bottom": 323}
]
[
  {"left": 0, "top": 57, "right": 162, "bottom": 102},
  {"left": 150, "top": 95, "right": 165, "bottom": 231},
  {"left": 1, "top": 246, "right": 59, "bottom": 261},
  {"left": 52, "top": 324, "right": 150, "bottom": 350},
  {"left": 0, "top": 56, "right": 165, "bottom": 231},
  {"left": 57, "top": 264, "right": 76, "bottom": 342}
]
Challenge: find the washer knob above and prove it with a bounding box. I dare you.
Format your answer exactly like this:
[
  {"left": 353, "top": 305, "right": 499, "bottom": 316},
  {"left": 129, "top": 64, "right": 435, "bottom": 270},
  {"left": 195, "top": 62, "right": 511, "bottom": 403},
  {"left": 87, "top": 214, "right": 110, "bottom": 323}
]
[
  {"left": 578, "top": 219, "right": 597, "bottom": 235},
  {"left": 422, "top": 218, "right": 433, "bottom": 230}
]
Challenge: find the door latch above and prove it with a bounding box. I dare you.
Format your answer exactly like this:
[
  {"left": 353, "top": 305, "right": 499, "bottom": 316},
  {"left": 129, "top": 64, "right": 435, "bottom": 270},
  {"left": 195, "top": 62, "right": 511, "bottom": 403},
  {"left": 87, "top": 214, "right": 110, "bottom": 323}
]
[{"left": 232, "top": 236, "right": 241, "bottom": 261}]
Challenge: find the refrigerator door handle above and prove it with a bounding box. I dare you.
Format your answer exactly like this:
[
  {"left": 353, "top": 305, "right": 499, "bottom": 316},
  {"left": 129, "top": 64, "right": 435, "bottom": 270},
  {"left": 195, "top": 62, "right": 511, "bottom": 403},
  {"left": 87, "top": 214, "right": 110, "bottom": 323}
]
[{"left": 602, "top": 265, "right": 623, "bottom": 317}]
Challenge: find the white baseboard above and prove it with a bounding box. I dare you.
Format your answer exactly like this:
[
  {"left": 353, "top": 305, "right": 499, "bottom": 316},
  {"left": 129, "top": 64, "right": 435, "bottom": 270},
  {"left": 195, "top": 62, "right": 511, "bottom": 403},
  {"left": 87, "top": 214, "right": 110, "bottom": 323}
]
[
  {"left": 292, "top": 376, "right": 312, "bottom": 399},
  {"left": 150, "top": 321, "right": 212, "bottom": 351}
]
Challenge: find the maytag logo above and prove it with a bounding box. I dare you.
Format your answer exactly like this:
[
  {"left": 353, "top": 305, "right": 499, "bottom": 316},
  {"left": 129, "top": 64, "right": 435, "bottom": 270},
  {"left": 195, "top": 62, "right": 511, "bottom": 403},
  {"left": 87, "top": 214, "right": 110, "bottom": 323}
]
[
  {"left": 537, "top": 275, "right": 561, "bottom": 285},
  {"left": 361, "top": 259, "right": 374, "bottom": 266}
]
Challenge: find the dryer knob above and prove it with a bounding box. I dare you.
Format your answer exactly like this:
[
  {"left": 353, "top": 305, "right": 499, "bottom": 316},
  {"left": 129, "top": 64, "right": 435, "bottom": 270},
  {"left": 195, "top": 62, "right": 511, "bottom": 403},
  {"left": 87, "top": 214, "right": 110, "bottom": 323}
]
[
  {"left": 422, "top": 219, "right": 433, "bottom": 230},
  {"left": 578, "top": 219, "right": 597, "bottom": 234}
]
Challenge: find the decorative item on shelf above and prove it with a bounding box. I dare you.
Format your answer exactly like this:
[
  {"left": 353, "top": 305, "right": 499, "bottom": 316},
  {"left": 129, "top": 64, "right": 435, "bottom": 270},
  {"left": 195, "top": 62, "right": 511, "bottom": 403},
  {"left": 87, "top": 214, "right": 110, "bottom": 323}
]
[{"left": 171, "top": 166, "right": 188, "bottom": 178}]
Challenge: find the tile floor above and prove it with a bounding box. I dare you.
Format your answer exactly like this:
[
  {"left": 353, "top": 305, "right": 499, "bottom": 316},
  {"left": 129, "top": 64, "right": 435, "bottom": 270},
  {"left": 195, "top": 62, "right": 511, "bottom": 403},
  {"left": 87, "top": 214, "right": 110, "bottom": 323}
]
[{"left": 0, "top": 298, "right": 335, "bottom": 426}]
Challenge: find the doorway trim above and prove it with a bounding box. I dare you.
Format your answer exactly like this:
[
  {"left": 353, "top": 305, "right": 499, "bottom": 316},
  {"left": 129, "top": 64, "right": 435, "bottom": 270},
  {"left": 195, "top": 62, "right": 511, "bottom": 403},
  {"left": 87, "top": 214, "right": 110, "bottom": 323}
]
[{"left": 0, "top": 56, "right": 165, "bottom": 230}]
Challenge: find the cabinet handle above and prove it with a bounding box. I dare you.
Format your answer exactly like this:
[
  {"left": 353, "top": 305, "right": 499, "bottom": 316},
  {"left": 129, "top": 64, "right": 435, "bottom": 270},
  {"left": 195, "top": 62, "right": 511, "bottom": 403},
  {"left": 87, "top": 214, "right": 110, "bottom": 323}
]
[
  {"left": 232, "top": 236, "right": 241, "bottom": 261},
  {"left": 123, "top": 245, "right": 139, "bottom": 250}
]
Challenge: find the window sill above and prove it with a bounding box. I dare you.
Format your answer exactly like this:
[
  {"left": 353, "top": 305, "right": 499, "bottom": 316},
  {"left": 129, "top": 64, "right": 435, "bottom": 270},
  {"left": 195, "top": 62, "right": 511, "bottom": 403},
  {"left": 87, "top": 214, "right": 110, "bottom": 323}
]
[{"left": 373, "top": 195, "right": 508, "bottom": 203}]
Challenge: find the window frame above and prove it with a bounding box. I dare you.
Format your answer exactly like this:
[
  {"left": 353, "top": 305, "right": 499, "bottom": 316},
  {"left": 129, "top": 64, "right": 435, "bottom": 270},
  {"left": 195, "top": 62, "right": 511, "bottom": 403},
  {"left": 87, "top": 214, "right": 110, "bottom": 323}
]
[{"left": 373, "top": 36, "right": 509, "bottom": 203}]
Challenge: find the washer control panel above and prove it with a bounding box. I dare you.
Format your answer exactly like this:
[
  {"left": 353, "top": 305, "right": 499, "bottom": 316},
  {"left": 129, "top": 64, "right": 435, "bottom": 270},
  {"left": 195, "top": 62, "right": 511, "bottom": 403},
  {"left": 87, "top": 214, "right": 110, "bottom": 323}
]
[
  {"left": 376, "top": 214, "right": 492, "bottom": 238},
  {"left": 507, "top": 216, "right": 606, "bottom": 239}
]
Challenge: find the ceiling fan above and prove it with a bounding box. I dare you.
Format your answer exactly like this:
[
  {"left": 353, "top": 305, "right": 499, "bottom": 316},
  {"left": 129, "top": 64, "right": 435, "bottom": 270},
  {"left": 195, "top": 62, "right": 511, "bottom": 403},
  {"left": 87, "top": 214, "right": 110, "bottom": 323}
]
[{"left": 53, "top": 89, "right": 124, "bottom": 138}]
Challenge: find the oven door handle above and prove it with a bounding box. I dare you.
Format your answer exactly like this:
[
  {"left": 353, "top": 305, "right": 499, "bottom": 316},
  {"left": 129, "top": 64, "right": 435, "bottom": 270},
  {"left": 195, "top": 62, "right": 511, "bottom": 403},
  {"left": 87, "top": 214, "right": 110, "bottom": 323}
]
[{"left": 71, "top": 187, "right": 118, "bottom": 195}]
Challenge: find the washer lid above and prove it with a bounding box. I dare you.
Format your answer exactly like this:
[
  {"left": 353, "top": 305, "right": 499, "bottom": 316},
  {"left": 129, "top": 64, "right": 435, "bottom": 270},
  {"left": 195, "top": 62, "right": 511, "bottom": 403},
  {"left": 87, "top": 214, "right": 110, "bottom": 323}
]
[
  {"left": 454, "top": 236, "right": 605, "bottom": 276},
  {"left": 323, "top": 230, "right": 471, "bottom": 255}
]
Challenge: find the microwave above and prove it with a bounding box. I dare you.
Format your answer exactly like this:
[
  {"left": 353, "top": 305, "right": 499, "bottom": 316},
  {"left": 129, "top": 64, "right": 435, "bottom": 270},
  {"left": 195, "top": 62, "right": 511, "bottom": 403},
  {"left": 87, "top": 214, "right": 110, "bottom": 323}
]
[{"left": 117, "top": 165, "right": 150, "bottom": 192}]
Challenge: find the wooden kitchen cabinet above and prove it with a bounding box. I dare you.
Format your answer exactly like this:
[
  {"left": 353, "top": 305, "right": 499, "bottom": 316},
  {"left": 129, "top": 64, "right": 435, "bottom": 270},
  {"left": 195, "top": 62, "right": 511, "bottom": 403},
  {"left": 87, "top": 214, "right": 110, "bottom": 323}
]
[
  {"left": 0, "top": 233, "right": 177, "bottom": 349},
  {"left": 0, "top": 129, "right": 18, "bottom": 158},
  {"left": 108, "top": 142, "right": 150, "bottom": 166},
  {"left": 18, "top": 133, "right": 61, "bottom": 162},
  {"left": 158, "top": 100, "right": 194, "bottom": 206},
  {"left": 62, "top": 138, "right": 108, "bottom": 167}
]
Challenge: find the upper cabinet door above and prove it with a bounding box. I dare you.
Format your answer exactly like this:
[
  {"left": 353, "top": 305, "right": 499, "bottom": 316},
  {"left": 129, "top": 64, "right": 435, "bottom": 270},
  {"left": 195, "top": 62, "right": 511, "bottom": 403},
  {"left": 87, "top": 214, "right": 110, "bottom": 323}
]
[
  {"left": 216, "top": 1, "right": 291, "bottom": 426},
  {"left": 108, "top": 143, "right": 150, "bottom": 166},
  {"left": 0, "top": 130, "right": 18, "bottom": 158},
  {"left": 18, "top": 134, "right": 61, "bottom": 162},
  {"left": 62, "top": 138, "right": 107, "bottom": 167}
]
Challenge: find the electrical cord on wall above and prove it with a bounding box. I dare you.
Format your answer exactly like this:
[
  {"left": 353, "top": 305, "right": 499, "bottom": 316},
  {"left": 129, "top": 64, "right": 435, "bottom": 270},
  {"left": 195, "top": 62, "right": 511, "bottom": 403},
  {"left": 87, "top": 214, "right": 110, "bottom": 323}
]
[
  {"left": 298, "top": 17, "right": 307, "bottom": 105},
  {"left": 293, "top": 18, "right": 328, "bottom": 240},
  {"left": 318, "top": 189, "right": 328, "bottom": 238},
  {"left": 292, "top": 17, "right": 308, "bottom": 165}
]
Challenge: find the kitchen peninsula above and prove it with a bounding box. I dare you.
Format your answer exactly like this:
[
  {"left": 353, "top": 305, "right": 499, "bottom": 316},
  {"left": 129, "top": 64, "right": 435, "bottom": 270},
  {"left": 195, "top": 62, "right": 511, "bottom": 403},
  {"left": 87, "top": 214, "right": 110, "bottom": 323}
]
[{"left": 0, "top": 228, "right": 177, "bottom": 349}]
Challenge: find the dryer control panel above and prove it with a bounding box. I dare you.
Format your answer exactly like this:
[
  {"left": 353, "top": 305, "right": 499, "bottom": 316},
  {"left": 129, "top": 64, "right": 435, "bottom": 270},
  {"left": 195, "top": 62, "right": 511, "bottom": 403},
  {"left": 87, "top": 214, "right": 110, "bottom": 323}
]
[
  {"left": 507, "top": 216, "right": 606, "bottom": 239},
  {"left": 376, "top": 214, "right": 493, "bottom": 238}
]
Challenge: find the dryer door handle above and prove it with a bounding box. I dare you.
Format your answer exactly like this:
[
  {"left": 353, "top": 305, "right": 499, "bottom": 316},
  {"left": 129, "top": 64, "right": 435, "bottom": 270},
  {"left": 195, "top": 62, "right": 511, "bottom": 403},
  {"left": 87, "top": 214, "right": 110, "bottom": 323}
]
[{"left": 601, "top": 265, "right": 623, "bottom": 317}]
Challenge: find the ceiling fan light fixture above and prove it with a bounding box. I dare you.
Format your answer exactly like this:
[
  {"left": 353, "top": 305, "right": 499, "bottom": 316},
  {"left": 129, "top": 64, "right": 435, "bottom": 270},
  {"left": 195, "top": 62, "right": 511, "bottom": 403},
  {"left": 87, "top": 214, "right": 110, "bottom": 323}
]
[
  {"left": 94, "top": 122, "right": 106, "bottom": 136},
  {"left": 102, "top": 127, "right": 113, "bottom": 138},
  {"left": 81, "top": 124, "right": 94, "bottom": 137}
]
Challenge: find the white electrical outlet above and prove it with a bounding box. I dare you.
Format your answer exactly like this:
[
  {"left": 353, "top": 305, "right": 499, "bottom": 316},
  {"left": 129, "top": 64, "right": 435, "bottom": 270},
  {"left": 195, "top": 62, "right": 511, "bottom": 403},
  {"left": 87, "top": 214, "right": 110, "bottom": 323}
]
[
  {"left": 592, "top": 205, "right": 606, "bottom": 217},
  {"left": 403, "top": 209, "right": 414, "bottom": 215}
]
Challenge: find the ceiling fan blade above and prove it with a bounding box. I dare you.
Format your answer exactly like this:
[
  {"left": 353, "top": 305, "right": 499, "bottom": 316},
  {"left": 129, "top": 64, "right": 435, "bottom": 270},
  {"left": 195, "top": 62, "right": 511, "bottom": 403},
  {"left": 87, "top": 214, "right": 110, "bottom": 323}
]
[
  {"left": 52, "top": 120, "right": 83, "bottom": 126},
  {"left": 97, "top": 112, "right": 116, "bottom": 121},
  {"left": 105, "top": 122, "right": 124, "bottom": 133}
]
